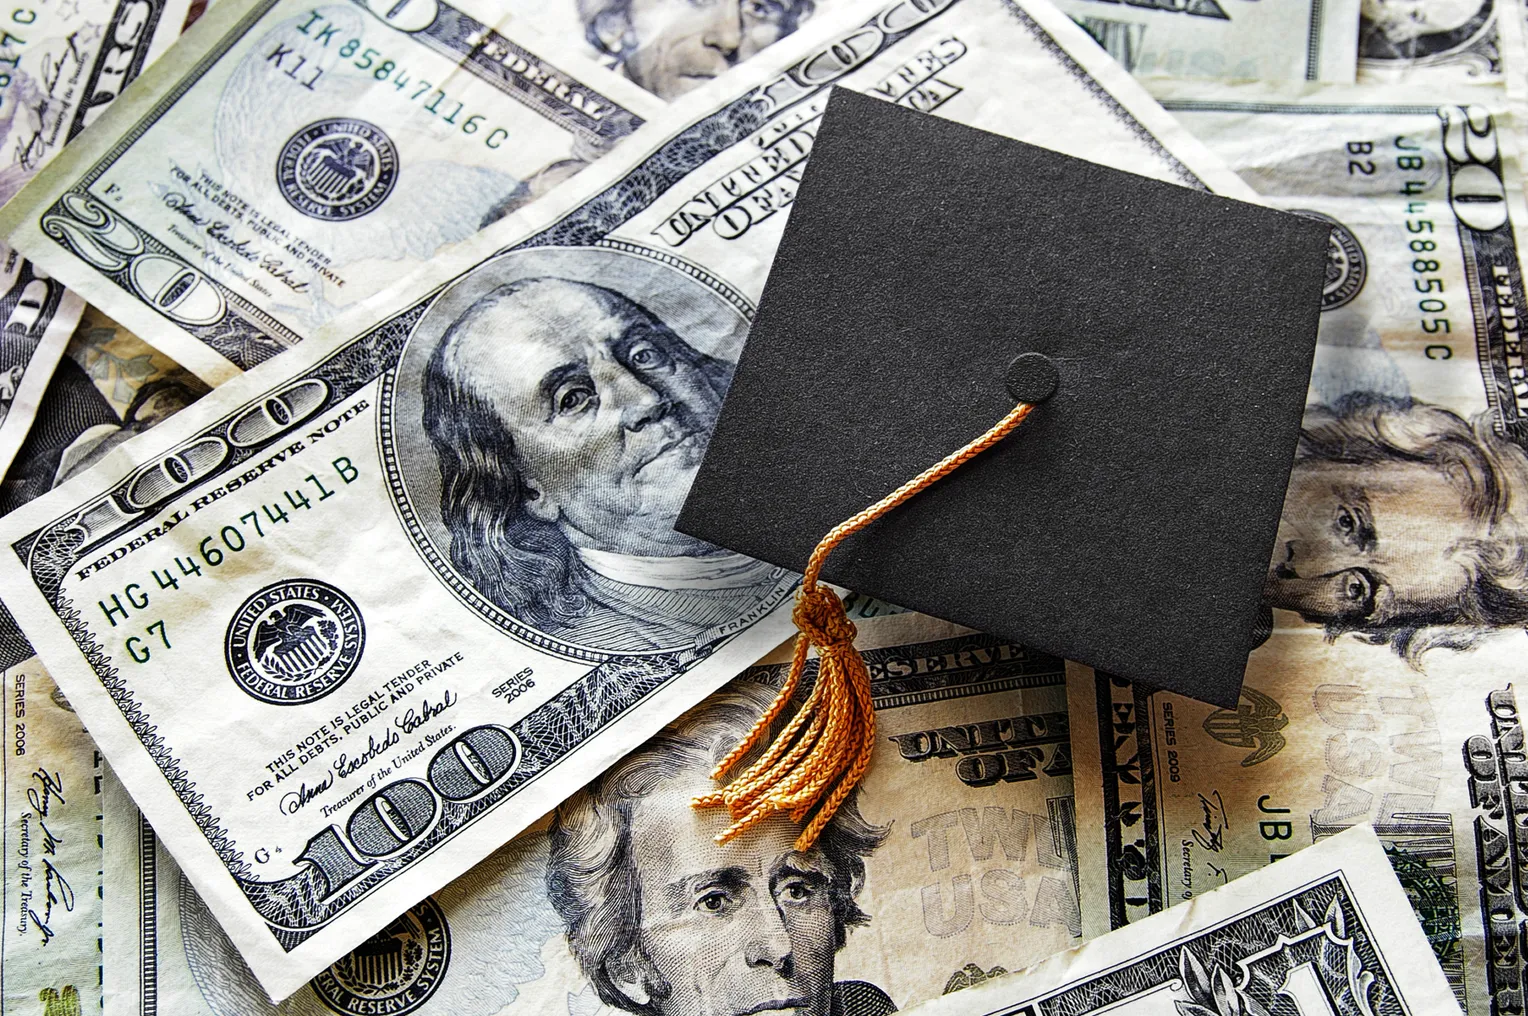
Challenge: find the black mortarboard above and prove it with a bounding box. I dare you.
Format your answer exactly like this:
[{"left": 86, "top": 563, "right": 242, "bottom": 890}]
[{"left": 677, "top": 88, "right": 1329, "bottom": 708}]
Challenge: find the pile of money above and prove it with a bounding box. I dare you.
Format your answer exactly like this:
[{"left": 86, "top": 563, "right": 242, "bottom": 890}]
[{"left": 0, "top": 0, "right": 1521, "bottom": 1012}]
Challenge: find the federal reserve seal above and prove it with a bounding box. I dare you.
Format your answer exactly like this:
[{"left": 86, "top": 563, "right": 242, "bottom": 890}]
[
  {"left": 224, "top": 579, "right": 364, "bottom": 704},
  {"left": 1293, "top": 209, "right": 1366, "bottom": 310},
  {"left": 314, "top": 898, "right": 450, "bottom": 1016},
  {"left": 277, "top": 119, "right": 399, "bottom": 221}
]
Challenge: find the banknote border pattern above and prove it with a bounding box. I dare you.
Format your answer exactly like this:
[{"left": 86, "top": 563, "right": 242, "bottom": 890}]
[
  {"left": 0, "top": 261, "right": 73, "bottom": 401},
  {"left": 743, "top": 630, "right": 1070, "bottom": 707},
  {"left": 1304, "top": 0, "right": 1324, "bottom": 80},
  {"left": 409, "top": 2, "right": 647, "bottom": 150},
  {"left": 63, "top": 0, "right": 185, "bottom": 145},
  {"left": 138, "top": 815, "right": 161, "bottom": 1016},
  {"left": 990, "top": 0, "right": 1206, "bottom": 185},
  {"left": 1093, "top": 672, "right": 1162, "bottom": 931},
  {"left": 1464, "top": 686, "right": 1528, "bottom": 1013}
]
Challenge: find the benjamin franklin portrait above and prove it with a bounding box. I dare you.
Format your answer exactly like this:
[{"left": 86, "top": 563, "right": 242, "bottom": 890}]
[{"left": 387, "top": 246, "right": 790, "bottom": 654}]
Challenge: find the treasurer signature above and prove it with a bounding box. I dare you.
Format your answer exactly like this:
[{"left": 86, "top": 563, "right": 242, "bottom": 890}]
[
  {"left": 394, "top": 691, "right": 458, "bottom": 734},
  {"left": 280, "top": 774, "right": 335, "bottom": 815}
]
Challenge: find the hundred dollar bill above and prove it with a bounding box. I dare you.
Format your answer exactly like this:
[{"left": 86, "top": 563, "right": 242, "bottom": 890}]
[
  {"left": 0, "top": 0, "right": 193, "bottom": 478},
  {"left": 1056, "top": 0, "right": 1359, "bottom": 83},
  {"left": 0, "top": 0, "right": 663, "bottom": 385},
  {"left": 2, "top": 305, "right": 205, "bottom": 1016},
  {"left": 502, "top": 0, "right": 827, "bottom": 101},
  {"left": 0, "top": 0, "right": 1256, "bottom": 998},
  {"left": 1358, "top": 0, "right": 1503, "bottom": 84},
  {"left": 904, "top": 825, "right": 1463, "bottom": 1016},
  {"left": 104, "top": 614, "right": 1080, "bottom": 1016}
]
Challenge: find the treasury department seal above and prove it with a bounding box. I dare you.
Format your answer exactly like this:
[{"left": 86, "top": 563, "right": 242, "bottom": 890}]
[
  {"left": 224, "top": 579, "right": 364, "bottom": 704},
  {"left": 314, "top": 898, "right": 451, "bottom": 1016},
  {"left": 1293, "top": 209, "right": 1367, "bottom": 310},
  {"left": 277, "top": 119, "right": 399, "bottom": 221}
]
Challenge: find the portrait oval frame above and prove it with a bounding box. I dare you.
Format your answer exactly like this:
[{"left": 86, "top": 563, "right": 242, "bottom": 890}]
[
  {"left": 1358, "top": 0, "right": 1495, "bottom": 64},
  {"left": 378, "top": 241, "right": 759, "bottom": 661}
]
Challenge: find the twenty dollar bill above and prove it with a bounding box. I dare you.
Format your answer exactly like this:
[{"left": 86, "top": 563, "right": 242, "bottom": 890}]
[
  {"left": 1068, "top": 644, "right": 1524, "bottom": 1015},
  {"left": 1071, "top": 82, "right": 1528, "bottom": 1016},
  {"left": 0, "top": 0, "right": 662, "bottom": 383}
]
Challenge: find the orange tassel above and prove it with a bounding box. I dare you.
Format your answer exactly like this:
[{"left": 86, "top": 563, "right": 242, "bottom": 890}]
[{"left": 694, "top": 401, "right": 1037, "bottom": 851}]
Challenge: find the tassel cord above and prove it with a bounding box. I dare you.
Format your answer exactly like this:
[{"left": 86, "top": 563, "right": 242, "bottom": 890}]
[
  {"left": 695, "top": 401, "right": 1037, "bottom": 851},
  {"left": 798, "top": 401, "right": 1037, "bottom": 592}
]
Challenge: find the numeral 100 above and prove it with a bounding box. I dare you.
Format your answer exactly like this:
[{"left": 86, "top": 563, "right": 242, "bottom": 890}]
[{"left": 294, "top": 725, "right": 520, "bottom": 900}]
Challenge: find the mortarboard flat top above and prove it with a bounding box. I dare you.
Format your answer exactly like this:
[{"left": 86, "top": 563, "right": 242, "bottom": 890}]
[{"left": 676, "top": 88, "right": 1330, "bottom": 708}]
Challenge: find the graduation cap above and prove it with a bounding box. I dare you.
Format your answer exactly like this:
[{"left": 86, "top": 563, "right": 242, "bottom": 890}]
[{"left": 681, "top": 88, "right": 1327, "bottom": 847}]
